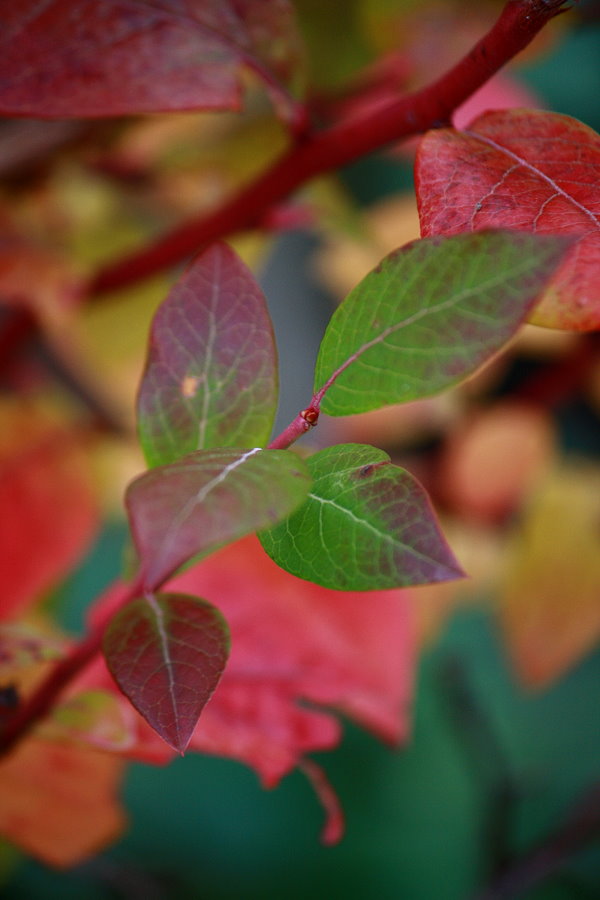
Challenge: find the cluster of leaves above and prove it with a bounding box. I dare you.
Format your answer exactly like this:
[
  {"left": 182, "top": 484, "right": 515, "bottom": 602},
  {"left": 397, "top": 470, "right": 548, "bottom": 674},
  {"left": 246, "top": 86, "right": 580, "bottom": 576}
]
[{"left": 0, "top": 0, "right": 599, "bottom": 872}]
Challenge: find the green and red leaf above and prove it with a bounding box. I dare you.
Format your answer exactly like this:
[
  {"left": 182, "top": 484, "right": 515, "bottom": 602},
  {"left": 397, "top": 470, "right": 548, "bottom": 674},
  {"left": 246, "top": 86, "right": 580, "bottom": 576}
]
[
  {"left": 415, "top": 110, "right": 600, "bottom": 331},
  {"left": 313, "top": 230, "right": 570, "bottom": 416},
  {"left": 126, "top": 447, "right": 311, "bottom": 590},
  {"left": 138, "top": 243, "right": 278, "bottom": 467},
  {"left": 260, "top": 444, "right": 463, "bottom": 590}
]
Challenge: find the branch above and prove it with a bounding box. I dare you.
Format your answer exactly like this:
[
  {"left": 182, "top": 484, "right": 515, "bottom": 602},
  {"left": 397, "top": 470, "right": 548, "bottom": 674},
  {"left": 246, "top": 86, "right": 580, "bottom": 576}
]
[
  {"left": 0, "top": 580, "right": 141, "bottom": 757},
  {"left": 91, "top": 0, "right": 573, "bottom": 296},
  {"left": 473, "top": 783, "right": 600, "bottom": 900}
]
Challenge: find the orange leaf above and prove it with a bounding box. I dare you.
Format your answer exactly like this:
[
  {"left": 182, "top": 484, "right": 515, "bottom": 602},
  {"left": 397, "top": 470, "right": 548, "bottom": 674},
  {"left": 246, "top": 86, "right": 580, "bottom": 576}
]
[
  {"left": 439, "top": 403, "right": 556, "bottom": 523},
  {"left": 0, "top": 738, "right": 126, "bottom": 867}
]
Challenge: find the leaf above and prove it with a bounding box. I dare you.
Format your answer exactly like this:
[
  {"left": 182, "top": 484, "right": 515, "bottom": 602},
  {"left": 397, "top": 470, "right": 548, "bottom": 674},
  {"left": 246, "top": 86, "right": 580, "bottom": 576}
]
[
  {"left": 500, "top": 464, "right": 600, "bottom": 688},
  {"left": 126, "top": 447, "right": 311, "bottom": 590},
  {"left": 0, "top": 0, "right": 304, "bottom": 121},
  {"left": 313, "top": 230, "right": 570, "bottom": 416},
  {"left": 415, "top": 110, "right": 600, "bottom": 331},
  {"left": 103, "top": 593, "right": 230, "bottom": 753},
  {"left": 0, "top": 738, "right": 125, "bottom": 867},
  {"left": 0, "top": 403, "right": 99, "bottom": 621},
  {"left": 260, "top": 444, "right": 462, "bottom": 590},
  {"left": 137, "top": 243, "right": 278, "bottom": 467}
]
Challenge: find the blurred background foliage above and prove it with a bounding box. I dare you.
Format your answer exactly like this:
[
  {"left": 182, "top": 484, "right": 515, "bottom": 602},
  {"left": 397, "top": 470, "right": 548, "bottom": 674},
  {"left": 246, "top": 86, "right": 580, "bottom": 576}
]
[{"left": 1, "top": 0, "right": 599, "bottom": 897}]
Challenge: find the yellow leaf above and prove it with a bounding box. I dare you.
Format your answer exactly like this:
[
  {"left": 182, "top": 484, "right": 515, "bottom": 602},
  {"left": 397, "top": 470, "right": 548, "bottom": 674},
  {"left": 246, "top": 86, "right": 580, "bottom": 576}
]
[{"left": 500, "top": 464, "right": 600, "bottom": 687}]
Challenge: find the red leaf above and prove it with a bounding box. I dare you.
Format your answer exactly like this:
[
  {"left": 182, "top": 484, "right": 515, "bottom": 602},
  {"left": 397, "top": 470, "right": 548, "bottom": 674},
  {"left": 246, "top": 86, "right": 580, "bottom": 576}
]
[
  {"left": 415, "top": 110, "right": 600, "bottom": 331},
  {"left": 0, "top": 1, "right": 303, "bottom": 120},
  {"left": 0, "top": 406, "right": 98, "bottom": 621},
  {"left": 103, "top": 593, "right": 230, "bottom": 753}
]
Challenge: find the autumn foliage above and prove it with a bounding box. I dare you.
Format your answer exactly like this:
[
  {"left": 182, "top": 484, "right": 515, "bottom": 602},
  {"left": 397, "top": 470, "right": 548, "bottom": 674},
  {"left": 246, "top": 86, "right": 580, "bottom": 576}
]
[{"left": 0, "top": 0, "right": 598, "bottom": 891}]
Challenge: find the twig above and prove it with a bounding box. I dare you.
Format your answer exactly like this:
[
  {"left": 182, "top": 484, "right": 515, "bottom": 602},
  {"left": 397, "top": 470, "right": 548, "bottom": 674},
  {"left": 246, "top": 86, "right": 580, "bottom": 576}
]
[
  {"left": 91, "top": 0, "right": 573, "bottom": 296},
  {"left": 473, "top": 783, "right": 600, "bottom": 900},
  {"left": 0, "top": 579, "right": 142, "bottom": 757}
]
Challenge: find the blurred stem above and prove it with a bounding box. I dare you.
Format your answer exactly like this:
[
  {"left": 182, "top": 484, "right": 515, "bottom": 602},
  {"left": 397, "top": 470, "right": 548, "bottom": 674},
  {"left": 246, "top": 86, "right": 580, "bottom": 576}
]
[
  {"left": 91, "top": 0, "right": 572, "bottom": 296},
  {"left": 0, "top": 580, "right": 141, "bottom": 757},
  {"left": 473, "top": 783, "right": 600, "bottom": 900}
]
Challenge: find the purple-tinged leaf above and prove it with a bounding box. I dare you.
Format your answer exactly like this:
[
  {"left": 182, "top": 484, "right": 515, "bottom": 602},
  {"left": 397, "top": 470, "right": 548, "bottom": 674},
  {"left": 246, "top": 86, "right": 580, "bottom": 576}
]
[
  {"left": 0, "top": 1, "right": 305, "bottom": 121},
  {"left": 260, "top": 444, "right": 463, "bottom": 590},
  {"left": 138, "top": 243, "right": 278, "bottom": 467},
  {"left": 103, "top": 593, "right": 230, "bottom": 753},
  {"left": 313, "top": 231, "right": 572, "bottom": 416},
  {"left": 126, "top": 447, "right": 311, "bottom": 591}
]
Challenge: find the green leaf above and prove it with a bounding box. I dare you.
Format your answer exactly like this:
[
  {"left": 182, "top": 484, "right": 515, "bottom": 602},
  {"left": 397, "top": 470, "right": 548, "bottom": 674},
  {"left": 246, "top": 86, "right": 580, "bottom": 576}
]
[
  {"left": 313, "top": 230, "right": 571, "bottom": 416},
  {"left": 259, "top": 444, "right": 463, "bottom": 591},
  {"left": 126, "top": 447, "right": 311, "bottom": 590},
  {"left": 103, "top": 593, "right": 230, "bottom": 753},
  {"left": 137, "top": 243, "right": 278, "bottom": 467}
]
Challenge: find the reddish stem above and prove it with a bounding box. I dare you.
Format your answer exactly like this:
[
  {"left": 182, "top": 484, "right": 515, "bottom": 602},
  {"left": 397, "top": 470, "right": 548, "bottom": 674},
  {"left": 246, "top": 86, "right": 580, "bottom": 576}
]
[
  {"left": 0, "top": 579, "right": 142, "bottom": 757},
  {"left": 91, "top": 0, "right": 571, "bottom": 296}
]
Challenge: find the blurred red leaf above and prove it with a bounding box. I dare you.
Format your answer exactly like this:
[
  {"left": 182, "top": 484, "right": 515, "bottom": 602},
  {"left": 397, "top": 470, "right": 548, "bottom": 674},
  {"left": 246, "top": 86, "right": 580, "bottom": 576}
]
[
  {"left": 176, "top": 537, "right": 414, "bottom": 779},
  {"left": 0, "top": 1, "right": 304, "bottom": 120},
  {"left": 0, "top": 405, "right": 99, "bottom": 621},
  {"left": 415, "top": 110, "right": 600, "bottom": 331},
  {"left": 91, "top": 538, "right": 413, "bottom": 774},
  {"left": 0, "top": 738, "right": 126, "bottom": 867},
  {"left": 84, "top": 536, "right": 413, "bottom": 839},
  {"left": 103, "top": 593, "right": 230, "bottom": 753}
]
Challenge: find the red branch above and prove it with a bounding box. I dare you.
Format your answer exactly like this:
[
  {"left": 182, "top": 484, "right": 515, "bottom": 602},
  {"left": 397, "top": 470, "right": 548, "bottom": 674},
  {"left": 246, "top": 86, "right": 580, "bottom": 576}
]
[
  {"left": 91, "top": 0, "right": 572, "bottom": 296},
  {"left": 0, "top": 579, "right": 141, "bottom": 757}
]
